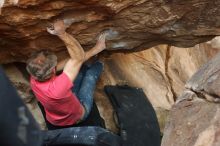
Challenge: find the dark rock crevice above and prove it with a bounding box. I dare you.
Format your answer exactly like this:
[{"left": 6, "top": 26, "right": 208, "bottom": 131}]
[{"left": 164, "top": 45, "right": 177, "bottom": 101}]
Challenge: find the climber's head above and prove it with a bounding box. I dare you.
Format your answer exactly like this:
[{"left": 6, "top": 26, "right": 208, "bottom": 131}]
[{"left": 26, "top": 50, "right": 57, "bottom": 82}]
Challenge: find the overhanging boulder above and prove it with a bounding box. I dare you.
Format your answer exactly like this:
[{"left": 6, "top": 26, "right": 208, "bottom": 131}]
[{"left": 0, "top": 0, "right": 220, "bottom": 63}]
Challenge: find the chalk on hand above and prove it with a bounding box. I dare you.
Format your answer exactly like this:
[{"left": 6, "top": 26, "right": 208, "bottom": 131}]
[
  {"left": 99, "top": 28, "right": 119, "bottom": 40},
  {"left": 0, "top": 0, "right": 5, "bottom": 15}
]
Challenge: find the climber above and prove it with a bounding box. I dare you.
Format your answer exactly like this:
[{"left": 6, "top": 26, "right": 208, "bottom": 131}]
[{"left": 26, "top": 20, "right": 107, "bottom": 129}]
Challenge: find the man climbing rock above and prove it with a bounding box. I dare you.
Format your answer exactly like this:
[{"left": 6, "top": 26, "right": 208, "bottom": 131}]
[{"left": 26, "top": 20, "right": 106, "bottom": 129}]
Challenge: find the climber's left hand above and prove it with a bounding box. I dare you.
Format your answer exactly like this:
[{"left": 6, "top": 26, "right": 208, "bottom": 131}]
[{"left": 47, "top": 20, "right": 67, "bottom": 35}]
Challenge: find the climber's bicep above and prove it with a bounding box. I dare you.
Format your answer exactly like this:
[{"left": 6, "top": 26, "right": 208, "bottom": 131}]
[{"left": 63, "top": 59, "right": 83, "bottom": 82}]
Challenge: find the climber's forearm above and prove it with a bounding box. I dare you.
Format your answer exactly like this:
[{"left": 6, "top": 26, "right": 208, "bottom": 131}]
[
  {"left": 84, "top": 46, "right": 101, "bottom": 61},
  {"left": 84, "top": 33, "right": 106, "bottom": 61},
  {"left": 58, "top": 32, "right": 85, "bottom": 61},
  {"left": 84, "top": 48, "right": 96, "bottom": 61}
]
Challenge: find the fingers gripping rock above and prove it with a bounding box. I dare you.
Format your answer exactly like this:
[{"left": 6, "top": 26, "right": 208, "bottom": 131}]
[
  {"left": 47, "top": 27, "right": 57, "bottom": 35},
  {"left": 0, "top": 0, "right": 5, "bottom": 15},
  {"left": 100, "top": 28, "right": 119, "bottom": 40}
]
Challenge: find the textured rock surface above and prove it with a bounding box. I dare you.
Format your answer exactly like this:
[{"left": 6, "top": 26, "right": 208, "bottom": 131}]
[
  {"left": 162, "top": 95, "right": 220, "bottom": 146},
  {"left": 2, "top": 41, "right": 219, "bottom": 133},
  {"left": 4, "top": 42, "right": 216, "bottom": 131},
  {"left": 98, "top": 43, "right": 217, "bottom": 109},
  {"left": 1, "top": 0, "right": 220, "bottom": 63},
  {"left": 161, "top": 51, "right": 220, "bottom": 146},
  {"left": 95, "top": 42, "right": 218, "bottom": 132}
]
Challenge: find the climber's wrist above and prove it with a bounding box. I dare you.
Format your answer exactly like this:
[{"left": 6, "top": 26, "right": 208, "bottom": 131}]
[{"left": 57, "top": 31, "right": 67, "bottom": 37}]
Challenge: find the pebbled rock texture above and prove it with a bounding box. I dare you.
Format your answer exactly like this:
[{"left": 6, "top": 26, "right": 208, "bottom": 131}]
[{"left": 0, "top": 0, "right": 220, "bottom": 63}]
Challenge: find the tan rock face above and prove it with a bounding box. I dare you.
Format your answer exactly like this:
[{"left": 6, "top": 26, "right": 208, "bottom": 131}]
[
  {"left": 98, "top": 43, "right": 217, "bottom": 109},
  {"left": 161, "top": 43, "right": 220, "bottom": 145},
  {"left": 0, "top": 0, "right": 220, "bottom": 63},
  {"left": 93, "top": 42, "right": 218, "bottom": 132},
  {"left": 1, "top": 0, "right": 220, "bottom": 141},
  {"left": 162, "top": 98, "right": 220, "bottom": 146},
  {"left": 3, "top": 42, "right": 218, "bottom": 133}
]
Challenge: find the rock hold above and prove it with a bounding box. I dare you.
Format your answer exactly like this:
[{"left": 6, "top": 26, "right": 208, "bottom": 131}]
[{"left": 0, "top": 0, "right": 220, "bottom": 63}]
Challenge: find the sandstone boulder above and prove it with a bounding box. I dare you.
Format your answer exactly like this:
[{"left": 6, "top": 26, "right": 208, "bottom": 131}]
[
  {"left": 0, "top": 0, "right": 220, "bottom": 63},
  {"left": 162, "top": 50, "right": 220, "bottom": 146}
]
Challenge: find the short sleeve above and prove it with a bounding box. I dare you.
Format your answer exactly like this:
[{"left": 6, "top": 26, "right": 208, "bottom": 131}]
[{"left": 49, "top": 72, "right": 74, "bottom": 98}]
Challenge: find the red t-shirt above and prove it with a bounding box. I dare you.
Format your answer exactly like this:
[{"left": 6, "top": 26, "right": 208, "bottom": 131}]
[{"left": 30, "top": 72, "right": 83, "bottom": 126}]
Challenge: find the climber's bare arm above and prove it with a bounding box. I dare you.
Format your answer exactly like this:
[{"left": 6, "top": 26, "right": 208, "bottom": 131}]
[
  {"left": 58, "top": 32, "right": 85, "bottom": 61},
  {"left": 56, "top": 32, "right": 106, "bottom": 70},
  {"left": 62, "top": 34, "right": 106, "bottom": 80},
  {"left": 56, "top": 58, "right": 69, "bottom": 71},
  {"left": 56, "top": 32, "right": 106, "bottom": 71},
  {"left": 47, "top": 20, "right": 85, "bottom": 81},
  {"left": 84, "top": 33, "right": 106, "bottom": 61},
  {"left": 58, "top": 31, "right": 107, "bottom": 62},
  {"left": 63, "top": 59, "right": 82, "bottom": 81},
  {"left": 47, "top": 20, "right": 106, "bottom": 81},
  {"left": 47, "top": 20, "right": 85, "bottom": 61}
]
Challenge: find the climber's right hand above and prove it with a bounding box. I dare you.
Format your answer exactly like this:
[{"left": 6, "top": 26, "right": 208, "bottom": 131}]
[{"left": 47, "top": 20, "right": 67, "bottom": 36}]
